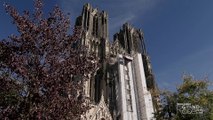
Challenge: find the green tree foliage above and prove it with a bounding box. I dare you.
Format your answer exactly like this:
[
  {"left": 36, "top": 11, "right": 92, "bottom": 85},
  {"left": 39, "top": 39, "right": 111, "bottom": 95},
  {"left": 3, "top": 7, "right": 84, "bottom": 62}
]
[
  {"left": 157, "top": 75, "right": 213, "bottom": 120},
  {"left": 0, "top": 0, "right": 98, "bottom": 119}
]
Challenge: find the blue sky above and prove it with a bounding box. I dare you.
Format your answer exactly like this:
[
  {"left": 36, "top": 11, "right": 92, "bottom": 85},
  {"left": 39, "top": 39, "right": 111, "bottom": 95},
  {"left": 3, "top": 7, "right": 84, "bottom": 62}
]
[{"left": 0, "top": 0, "right": 213, "bottom": 91}]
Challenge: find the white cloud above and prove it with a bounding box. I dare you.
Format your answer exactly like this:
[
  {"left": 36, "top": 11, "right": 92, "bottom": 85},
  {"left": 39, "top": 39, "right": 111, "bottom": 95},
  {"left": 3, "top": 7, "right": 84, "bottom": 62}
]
[
  {"left": 109, "top": 13, "right": 135, "bottom": 31},
  {"left": 108, "top": 0, "right": 163, "bottom": 27}
]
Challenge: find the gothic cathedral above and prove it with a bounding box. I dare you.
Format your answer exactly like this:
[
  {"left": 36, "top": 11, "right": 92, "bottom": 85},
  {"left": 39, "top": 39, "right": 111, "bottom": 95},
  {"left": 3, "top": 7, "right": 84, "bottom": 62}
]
[{"left": 75, "top": 4, "right": 160, "bottom": 120}]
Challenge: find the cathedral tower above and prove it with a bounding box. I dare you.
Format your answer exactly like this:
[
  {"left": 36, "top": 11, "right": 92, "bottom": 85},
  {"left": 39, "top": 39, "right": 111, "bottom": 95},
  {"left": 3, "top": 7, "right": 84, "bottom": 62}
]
[{"left": 75, "top": 3, "right": 111, "bottom": 104}]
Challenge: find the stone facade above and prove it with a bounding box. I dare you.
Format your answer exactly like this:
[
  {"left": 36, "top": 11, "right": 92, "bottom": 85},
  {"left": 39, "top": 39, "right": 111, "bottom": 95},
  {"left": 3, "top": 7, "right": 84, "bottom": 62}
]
[{"left": 76, "top": 3, "right": 160, "bottom": 120}]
